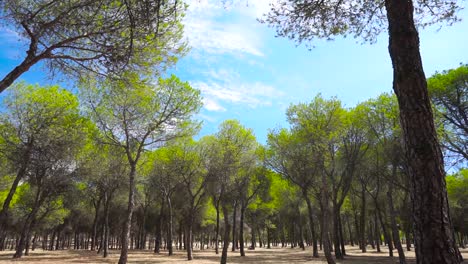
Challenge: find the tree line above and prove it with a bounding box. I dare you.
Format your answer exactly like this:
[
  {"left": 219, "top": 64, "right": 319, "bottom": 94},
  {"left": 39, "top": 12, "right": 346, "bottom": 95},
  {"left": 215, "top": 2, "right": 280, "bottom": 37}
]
[{"left": 0, "top": 65, "right": 466, "bottom": 264}]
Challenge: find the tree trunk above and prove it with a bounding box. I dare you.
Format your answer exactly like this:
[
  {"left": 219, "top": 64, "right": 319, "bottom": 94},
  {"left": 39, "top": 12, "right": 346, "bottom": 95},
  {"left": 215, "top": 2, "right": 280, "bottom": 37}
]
[
  {"left": 385, "top": 1, "right": 461, "bottom": 263},
  {"left": 0, "top": 47, "right": 44, "bottom": 93},
  {"left": 154, "top": 198, "right": 164, "bottom": 254},
  {"left": 166, "top": 195, "right": 174, "bottom": 256},
  {"left": 118, "top": 164, "right": 137, "bottom": 264},
  {"left": 186, "top": 219, "right": 193, "bottom": 260},
  {"left": 220, "top": 205, "right": 230, "bottom": 264},
  {"left": 231, "top": 201, "right": 237, "bottom": 252},
  {"left": 333, "top": 203, "right": 343, "bottom": 259},
  {"left": 0, "top": 143, "right": 32, "bottom": 233},
  {"left": 214, "top": 196, "right": 220, "bottom": 254},
  {"left": 91, "top": 197, "right": 102, "bottom": 251},
  {"left": 376, "top": 202, "right": 394, "bottom": 257},
  {"left": 239, "top": 206, "right": 246, "bottom": 256},
  {"left": 338, "top": 213, "right": 346, "bottom": 256},
  {"left": 303, "top": 191, "right": 319, "bottom": 257},
  {"left": 250, "top": 222, "right": 256, "bottom": 250},
  {"left": 374, "top": 211, "right": 381, "bottom": 253},
  {"left": 321, "top": 176, "right": 336, "bottom": 264},
  {"left": 103, "top": 191, "right": 111, "bottom": 258},
  {"left": 360, "top": 187, "right": 367, "bottom": 253},
  {"left": 388, "top": 163, "right": 407, "bottom": 263}
]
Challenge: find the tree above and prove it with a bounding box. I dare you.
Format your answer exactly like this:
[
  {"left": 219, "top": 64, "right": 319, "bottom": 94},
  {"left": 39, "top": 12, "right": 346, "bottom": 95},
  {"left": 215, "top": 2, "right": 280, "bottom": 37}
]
[
  {"left": 427, "top": 65, "right": 468, "bottom": 164},
  {"left": 446, "top": 169, "right": 468, "bottom": 249},
  {"left": 0, "top": 83, "right": 86, "bottom": 244},
  {"left": 214, "top": 120, "right": 257, "bottom": 264},
  {"left": 81, "top": 72, "right": 202, "bottom": 264},
  {"left": 0, "top": 0, "right": 186, "bottom": 93},
  {"left": 262, "top": 1, "right": 462, "bottom": 263}
]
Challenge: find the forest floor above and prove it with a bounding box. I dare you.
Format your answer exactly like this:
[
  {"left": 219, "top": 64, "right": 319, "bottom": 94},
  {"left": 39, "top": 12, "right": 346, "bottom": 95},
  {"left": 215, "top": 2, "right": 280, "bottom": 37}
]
[{"left": 0, "top": 245, "right": 467, "bottom": 263}]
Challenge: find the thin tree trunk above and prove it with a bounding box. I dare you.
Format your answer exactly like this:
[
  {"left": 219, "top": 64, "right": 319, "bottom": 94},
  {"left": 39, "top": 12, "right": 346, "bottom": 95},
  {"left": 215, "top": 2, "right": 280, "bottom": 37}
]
[
  {"left": 231, "top": 201, "right": 237, "bottom": 252},
  {"left": 388, "top": 188, "right": 407, "bottom": 264},
  {"left": 166, "top": 195, "right": 174, "bottom": 256},
  {"left": 186, "top": 219, "right": 193, "bottom": 260},
  {"left": 360, "top": 187, "right": 366, "bottom": 253},
  {"left": 303, "top": 191, "right": 319, "bottom": 257},
  {"left": 333, "top": 203, "right": 343, "bottom": 259},
  {"left": 374, "top": 211, "right": 381, "bottom": 253},
  {"left": 214, "top": 196, "right": 220, "bottom": 254},
  {"left": 91, "top": 197, "right": 102, "bottom": 251},
  {"left": 220, "top": 205, "right": 230, "bottom": 264},
  {"left": 321, "top": 173, "right": 336, "bottom": 264},
  {"left": 239, "top": 206, "right": 246, "bottom": 256},
  {"left": 385, "top": 1, "right": 461, "bottom": 263},
  {"left": 118, "top": 164, "right": 137, "bottom": 264}
]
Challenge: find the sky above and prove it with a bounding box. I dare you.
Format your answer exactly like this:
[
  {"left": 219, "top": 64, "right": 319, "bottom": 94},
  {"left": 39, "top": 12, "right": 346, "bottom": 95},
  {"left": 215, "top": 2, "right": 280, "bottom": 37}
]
[{"left": 1, "top": 1, "right": 467, "bottom": 144}]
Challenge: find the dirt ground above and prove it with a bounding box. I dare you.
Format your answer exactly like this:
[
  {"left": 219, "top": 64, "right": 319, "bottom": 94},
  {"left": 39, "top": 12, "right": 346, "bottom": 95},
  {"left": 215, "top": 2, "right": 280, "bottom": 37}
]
[{"left": 0, "top": 245, "right": 466, "bottom": 263}]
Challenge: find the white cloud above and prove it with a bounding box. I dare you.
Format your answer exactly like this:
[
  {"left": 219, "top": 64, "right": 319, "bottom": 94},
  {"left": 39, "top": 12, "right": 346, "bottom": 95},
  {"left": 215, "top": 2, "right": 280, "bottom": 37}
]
[
  {"left": 193, "top": 69, "right": 284, "bottom": 111},
  {"left": 183, "top": 0, "right": 269, "bottom": 57},
  {"left": 203, "top": 97, "right": 226, "bottom": 112}
]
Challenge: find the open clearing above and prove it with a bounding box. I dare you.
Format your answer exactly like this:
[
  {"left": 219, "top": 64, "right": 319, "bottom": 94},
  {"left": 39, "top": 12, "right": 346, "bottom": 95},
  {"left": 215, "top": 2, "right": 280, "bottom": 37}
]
[{"left": 0, "top": 246, "right": 467, "bottom": 263}]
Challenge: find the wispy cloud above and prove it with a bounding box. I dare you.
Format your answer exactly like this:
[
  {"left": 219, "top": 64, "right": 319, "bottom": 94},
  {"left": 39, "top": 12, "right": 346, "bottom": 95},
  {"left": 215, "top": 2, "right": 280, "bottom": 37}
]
[
  {"left": 184, "top": 0, "right": 268, "bottom": 57},
  {"left": 193, "top": 69, "right": 284, "bottom": 112}
]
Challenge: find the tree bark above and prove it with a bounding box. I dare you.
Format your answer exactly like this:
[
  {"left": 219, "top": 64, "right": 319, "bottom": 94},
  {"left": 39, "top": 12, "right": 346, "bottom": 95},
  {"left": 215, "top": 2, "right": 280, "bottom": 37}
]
[
  {"left": 239, "top": 206, "right": 246, "bottom": 256},
  {"left": 154, "top": 198, "right": 164, "bottom": 254},
  {"left": 220, "top": 205, "right": 230, "bottom": 264},
  {"left": 385, "top": 1, "right": 461, "bottom": 263},
  {"left": 388, "top": 162, "right": 407, "bottom": 263},
  {"left": 214, "top": 196, "right": 220, "bottom": 254},
  {"left": 0, "top": 48, "right": 43, "bottom": 94},
  {"left": 321, "top": 173, "right": 336, "bottom": 264},
  {"left": 118, "top": 164, "right": 137, "bottom": 264},
  {"left": 303, "top": 191, "right": 319, "bottom": 257},
  {"left": 186, "top": 219, "right": 193, "bottom": 260},
  {"left": 360, "top": 187, "right": 367, "bottom": 253},
  {"left": 91, "top": 196, "right": 102, "bottom": 251},
  {"left": 333, "top": 203, "right": 343, "bottom": 258},
  {"left": 166, "top": 195, "right": 174, "bottom": 256},
  {"left": 231, "top": 201, "right": 237, "bottom": 252}
]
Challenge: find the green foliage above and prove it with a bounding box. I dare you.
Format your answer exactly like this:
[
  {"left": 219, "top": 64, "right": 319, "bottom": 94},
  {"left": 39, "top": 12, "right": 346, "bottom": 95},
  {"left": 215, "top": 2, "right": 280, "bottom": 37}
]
[
  {"left": 446, "top": 169, "right": 468, "bottom": 233},
  {"left": 427, "top": 65, "right": 468, "bottom": 163}
]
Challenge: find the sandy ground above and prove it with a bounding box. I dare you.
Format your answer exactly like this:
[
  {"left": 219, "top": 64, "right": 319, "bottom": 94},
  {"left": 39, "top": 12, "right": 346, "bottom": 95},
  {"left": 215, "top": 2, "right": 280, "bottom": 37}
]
[{"left": 0, "top": 245, "right": 466, "bottom": 263}]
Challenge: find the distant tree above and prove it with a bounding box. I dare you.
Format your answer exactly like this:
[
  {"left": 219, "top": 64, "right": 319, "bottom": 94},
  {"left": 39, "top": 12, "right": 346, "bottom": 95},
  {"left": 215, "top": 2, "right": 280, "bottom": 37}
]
[
  {"left": 0, "top": 0, "right": 186, "bottom": 93},
  {"left": 446, "top": 169, "right": 468, "bottom": 249},
  {"left": 214, "top": 120, "right": 257, "bottom": 264},
  {"left": 262, "top": 1, "right": 462, "bottom": 262},
  {"left": 427, "top": 65, "right": 468, "bottom": 164}
]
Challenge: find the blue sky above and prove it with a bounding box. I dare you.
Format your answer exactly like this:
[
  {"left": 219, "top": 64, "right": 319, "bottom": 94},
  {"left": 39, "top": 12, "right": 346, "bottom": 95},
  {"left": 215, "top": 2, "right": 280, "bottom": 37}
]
[{"left": 1, "top": 1, "right": 467, "bottom": 144}]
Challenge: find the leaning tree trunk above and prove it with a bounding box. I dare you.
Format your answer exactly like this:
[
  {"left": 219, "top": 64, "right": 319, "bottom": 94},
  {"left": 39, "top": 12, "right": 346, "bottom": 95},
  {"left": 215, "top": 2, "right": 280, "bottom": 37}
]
[
  {"left": 91, "top": 197, "right": 102, "bottom": 251},
  {"left": 385, "top": 1, "right": 461, "bottom": 263},
  {"left": 303, "top": 191, "right": 319, "bottom": 257},
  {"left": 388, "top": 163, "right": 407, "bottom": 264},
  {"left": 118, "top": 164, "right": 137, "bottom": 264},
  {"left": 0, "top": 143, "right": 32, "bottom": 234}
]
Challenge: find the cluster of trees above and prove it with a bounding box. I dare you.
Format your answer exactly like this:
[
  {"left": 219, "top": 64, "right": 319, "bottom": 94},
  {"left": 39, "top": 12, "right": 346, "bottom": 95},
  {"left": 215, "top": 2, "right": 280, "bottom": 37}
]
[{"left": 0, "top": 65, "right": 466, "bottom": 264}]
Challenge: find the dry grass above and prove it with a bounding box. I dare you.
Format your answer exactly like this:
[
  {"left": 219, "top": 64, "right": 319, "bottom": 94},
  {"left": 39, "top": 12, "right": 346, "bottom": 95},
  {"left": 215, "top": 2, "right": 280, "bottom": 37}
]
[{"left": 0, "top": 245, "right": 466, "bottom": 263}]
